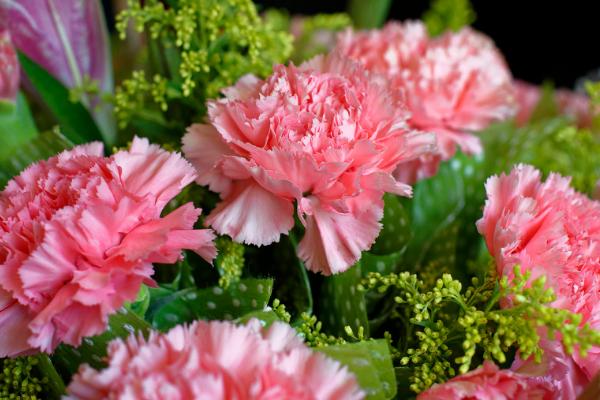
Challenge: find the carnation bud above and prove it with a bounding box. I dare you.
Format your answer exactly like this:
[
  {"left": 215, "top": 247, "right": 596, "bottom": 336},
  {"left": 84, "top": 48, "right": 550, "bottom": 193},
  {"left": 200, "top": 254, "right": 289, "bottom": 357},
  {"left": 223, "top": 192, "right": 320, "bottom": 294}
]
[{"left": 0, "top": 30, "right": 18, "bottom": 104}]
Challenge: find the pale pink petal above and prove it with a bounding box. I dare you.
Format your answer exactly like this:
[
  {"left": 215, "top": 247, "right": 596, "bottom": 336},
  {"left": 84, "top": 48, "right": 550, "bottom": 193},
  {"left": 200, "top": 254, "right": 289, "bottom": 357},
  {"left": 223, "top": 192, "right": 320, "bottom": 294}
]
[
  {"left": 182, "top": 124, "right": 235, "bottom": 195},
  {"left": 0, "top": 289, "right": 33, "bottom": 357},
  {"left": 112, "top": 136, "right": 197, "bottom": 209},
  {"left": 298, "top": 199, "right": 381, "bottom": 275},
  {"left": 206, "top": 181, "right": 294, "bottom": 247}
]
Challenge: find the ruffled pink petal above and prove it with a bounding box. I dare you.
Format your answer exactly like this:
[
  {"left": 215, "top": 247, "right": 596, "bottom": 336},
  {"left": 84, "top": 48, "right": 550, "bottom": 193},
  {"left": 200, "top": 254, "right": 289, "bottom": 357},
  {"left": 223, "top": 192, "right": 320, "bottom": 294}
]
[
  {"left": 111, "top": 136, "right": 197, "bottom": 209},
  {"left": 276, "top": 348, "right": 364, "bottom": 400},
  {"left": 0, "top": 289, "right": 33, "bottom": 357},
  {"left": 511, "top": 340, "right": 588, "bottom": 400},
  {"left": 298, "top": 199, "right": 382, "bottom": 274},
  {"left": 165, "top": 229, "right": 217, "bottom": 264},
  {"left": 107, "top": 203, "right": 201, "bottom": 262},
  {"left": 221, "top": 73, "right": 262, "bottom": 101},
  {"left": 476, "top": 164, "right": 542, "bottom": 255},
  {"left": 206, "top": 181, "right": 294, "bottom": 246},
  {"left": 182, "top": 124, "right": 235, "bottom": 195}
]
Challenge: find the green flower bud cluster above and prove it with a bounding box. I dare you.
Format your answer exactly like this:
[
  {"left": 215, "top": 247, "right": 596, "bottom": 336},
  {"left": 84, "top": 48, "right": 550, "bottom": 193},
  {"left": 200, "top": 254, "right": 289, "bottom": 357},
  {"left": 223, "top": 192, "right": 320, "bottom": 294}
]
[
  {"left": 114, "top": 71, "right": 167, "bottom": 128},
  {"left": 0, "top": 357, "right": 47, "bottom": 399},
  {"left": 296, "top": 313, "right": 347, "bottom": 348},
  {"left": 115, "top": 0, "right": 293, "bottom": 128},
  {"left": 361, "top": 266, "right": 600, "bottom": 393},
  {"left": 270, "top": 299, "right": 346, "bottom": 347},
  {"left": 215, "top": 236, "right": 245, "bottom": 289}
]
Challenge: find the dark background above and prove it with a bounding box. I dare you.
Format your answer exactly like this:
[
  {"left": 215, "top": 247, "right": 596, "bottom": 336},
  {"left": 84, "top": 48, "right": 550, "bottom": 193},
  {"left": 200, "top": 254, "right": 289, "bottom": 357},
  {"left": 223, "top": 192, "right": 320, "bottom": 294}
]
[
  {"left": 103, "top": 1, "right": 600, "bottom": 88},
  {"left": 253, "top": 0, "right": 600, "bottom": 88}
]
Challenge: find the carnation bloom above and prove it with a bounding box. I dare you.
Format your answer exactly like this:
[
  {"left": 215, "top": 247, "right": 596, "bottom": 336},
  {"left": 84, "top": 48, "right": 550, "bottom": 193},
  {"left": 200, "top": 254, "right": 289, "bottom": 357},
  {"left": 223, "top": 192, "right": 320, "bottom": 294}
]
[
  {"left": 336, "top": 21, "right": 516, "bottom": 183},
  {"left": 66, "top": 319, "right": 364, "bottom": 400},
  {"left": 514, "top": 80, "right": 593, "bottom": 128},
  {"left": 477, "top": 164, "right": 600, "bottom": 379},
  {"left": 419, "top": 340, "right": 587, "bottom": 400},
  {"left": 0, "top": 137, "right": 216, "bottom": 356},
  {"left": 183, "top": 52, "right": 435, "bottom": 275},
  {"left": 0, "top": 29, "right": 18, "bottom": 103}
]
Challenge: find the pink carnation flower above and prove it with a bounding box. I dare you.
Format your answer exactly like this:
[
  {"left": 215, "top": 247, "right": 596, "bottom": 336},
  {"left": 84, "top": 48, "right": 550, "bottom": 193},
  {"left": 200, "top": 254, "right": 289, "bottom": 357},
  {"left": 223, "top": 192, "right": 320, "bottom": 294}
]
[
  {"left": 477, "top": 164, "right": 600, "bottom": 379},
  {"left": 336, "top": 22, "right": 516, "bottom": 183},
  {"left": 419, "top": 340, "right": 588, "bottom": 400},
  {"left": 514, "top": 80, "right": 594, "bottom": 128},
  {"left": 183, "top": 52, "right": 435, "bottom": 275},
  {"left": 66, "top": 319, "right": 364, "bottom": 400},
  {"left": 0, "top": 29, "right": 18, "bottom": 102},
  {"left": 0, "top": 137, "right": 216, "bottom": 357}
]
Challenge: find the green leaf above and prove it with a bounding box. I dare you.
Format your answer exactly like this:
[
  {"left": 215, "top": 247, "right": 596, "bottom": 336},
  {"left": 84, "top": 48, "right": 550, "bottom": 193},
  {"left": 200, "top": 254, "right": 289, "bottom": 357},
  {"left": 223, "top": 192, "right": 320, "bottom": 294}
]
[
  {"left": 319, "top": 340, "right": 397, "bottom": 399},
  {"left": 236, "top": 310, "right": 282, "bottom": 326},
  {"left": 0, "top": 93, "right": 38, "bottom": 160},
  {"left": 403, "top": 160, "right": 465, "bottom": 271},
  {"left": 52, "top": 308, "right": 150, "bottom": 378},
  {"left": 347, "top": 0, "right": 391, "bottom": 28},
  {"left": 151, "top": 279, "right": 274, "bottom": 331},
  {"left": 18, "top": 52, "right": 103, "bottom": 144},
  {"left": 125, "top": 284, "right": 150, "bottom": 318},
  {"left": 423, "top": 0, "right": 476, "bottom": 36},
  {"left": 362, "top": 251, "right": 405, "bottom": 276},
  {"left": 449, "top": 152, "right": 488, "bottom": 268},
  {"left": 0, "top": 129, "right": 73, "bottom": 187},
  {"left": 371, "top": 194, "right": 411, "bottom": 256},
  {"left": 320, "top": 263, "right": 369, "bottom": 337}
]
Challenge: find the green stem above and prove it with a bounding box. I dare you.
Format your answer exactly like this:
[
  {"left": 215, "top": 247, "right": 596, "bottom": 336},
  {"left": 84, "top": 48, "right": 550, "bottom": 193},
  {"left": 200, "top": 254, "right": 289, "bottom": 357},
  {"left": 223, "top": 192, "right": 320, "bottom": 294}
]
[
  {"left": 33, "top": 354, "right": 66, "bottom": 399},
  {"left": 288, "top": 230, "right": 314, "bottom": 314}
]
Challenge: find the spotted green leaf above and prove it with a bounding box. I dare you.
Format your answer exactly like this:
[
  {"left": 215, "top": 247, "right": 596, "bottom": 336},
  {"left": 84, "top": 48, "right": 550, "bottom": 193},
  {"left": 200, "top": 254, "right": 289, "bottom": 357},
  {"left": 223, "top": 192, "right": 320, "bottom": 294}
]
[
  {"left": 151, "top": 279, "right": 274, "bottom": 331},
  {"left": 371, "top": 194, "right": 411, "bottom": 255},
  {"left": 320, "top": 263, "right": 369, "bottom": 337},
  {"left": 52, "top": 308, "right": 150, "bottom": 377},
  {"left": 319, "top": 339, "right": 397, "bottom": 400}
]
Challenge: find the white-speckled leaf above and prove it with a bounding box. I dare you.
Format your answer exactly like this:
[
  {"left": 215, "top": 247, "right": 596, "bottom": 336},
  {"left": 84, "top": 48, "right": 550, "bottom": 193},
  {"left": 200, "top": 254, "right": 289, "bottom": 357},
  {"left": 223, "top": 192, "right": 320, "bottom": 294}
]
[
  {"left": 151, "top": 279, "right": 273, "bottom": 331},
  {"left": 319, "top": 339, "right": 397, "bottom": 400}
]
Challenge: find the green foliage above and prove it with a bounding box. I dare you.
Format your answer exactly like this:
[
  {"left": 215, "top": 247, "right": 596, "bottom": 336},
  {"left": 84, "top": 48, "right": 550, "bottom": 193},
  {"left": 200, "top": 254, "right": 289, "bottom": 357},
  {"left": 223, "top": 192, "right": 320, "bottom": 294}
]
[
  {"left": 320, "top": 262, "right": 370, "bottom": 337},
  {"left": 347, "top": 0, "right": 392, "bottom": 29},
  {"left": 270, "top": 11, "right": 352, "bottom": 63},
  {"left": 17, "top": 52, "right": 104, "bottom": 145},
  {"left": 423, "top": 0, "right": 476, "bottom": 36},
  {"left": 115, "top": 0, "right": 293, "bottom": 130},
  {"left": 0, "top": 128, "right": 73, "bottom": 187},
  {"left": 52, "top": 308, "right": 150, "bottom": 376},
  {"left": 371, "top": 194, "right": 411, "bottom": 256},
  {"left": 403, "top": 159, "right": 466, "bottom": 273},
  {"left": 361, "top": 266, "right": 600, "bottom": 394},
  {"left": 149, "top": 279, "right": 274, "bottom": 331},
  {"left": 482, "top": 118, "right": 600, "bottom": 195},
  {"left": 215, "top": 237, "right": 245, "bottom": 289},
  {"left": 0, "top": 93, "right": 37, "bottom": 161},
  {"left": 320, "top": 340, "right": 397, "bottom": 399}
]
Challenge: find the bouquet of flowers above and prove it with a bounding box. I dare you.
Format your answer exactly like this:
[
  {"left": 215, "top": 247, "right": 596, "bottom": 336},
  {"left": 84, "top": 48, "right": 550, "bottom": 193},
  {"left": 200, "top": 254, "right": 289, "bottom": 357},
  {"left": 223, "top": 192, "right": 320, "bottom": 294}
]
[{"left": 1, "top": 0, "right": 600, "bottom": 398}]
